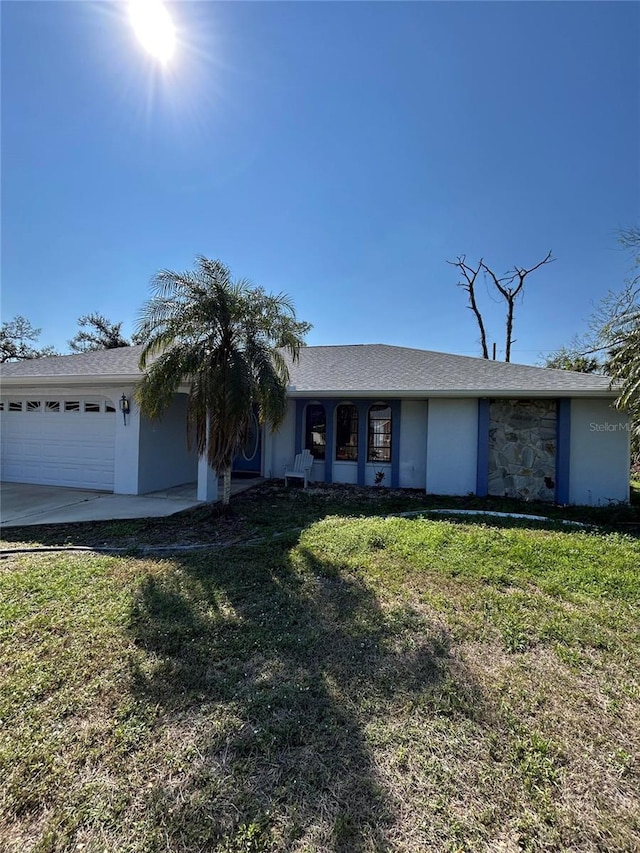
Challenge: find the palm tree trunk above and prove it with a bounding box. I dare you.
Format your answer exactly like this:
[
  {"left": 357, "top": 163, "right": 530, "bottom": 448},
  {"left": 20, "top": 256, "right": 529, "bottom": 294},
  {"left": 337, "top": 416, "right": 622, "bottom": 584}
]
[{"left": 222, "top": 467, "right": 232, "bottom": 505}]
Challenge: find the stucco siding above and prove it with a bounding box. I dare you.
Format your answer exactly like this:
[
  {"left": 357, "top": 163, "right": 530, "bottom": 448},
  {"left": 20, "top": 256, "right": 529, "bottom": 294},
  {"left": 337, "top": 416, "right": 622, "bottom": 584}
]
[
  {"left": 399, "top": 400, "right": 428, "bottom": 489},
  {"left": 426, "top": 399, "right": 478, "bottom": 495},
  {"left": 569, "top": 399, "right": 630, "bottom": 505},
  {"left": 266, "top": 400, "right": 296, "bottom": 479},
  {"left": 333, "top": 461, "right": 358, "bottom": 485},
  {"left": 137, "top": 394, "right": 197, "bottom": 494},
  {"left": 113, "top": 387, "right": 142, "bottom": 494}
]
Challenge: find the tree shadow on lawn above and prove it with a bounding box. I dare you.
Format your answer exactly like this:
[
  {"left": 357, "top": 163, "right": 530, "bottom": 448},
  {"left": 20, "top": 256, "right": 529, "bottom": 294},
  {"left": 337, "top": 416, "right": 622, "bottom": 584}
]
[{"left": 126, "top": 537, "right": 483, "bottom": 851}]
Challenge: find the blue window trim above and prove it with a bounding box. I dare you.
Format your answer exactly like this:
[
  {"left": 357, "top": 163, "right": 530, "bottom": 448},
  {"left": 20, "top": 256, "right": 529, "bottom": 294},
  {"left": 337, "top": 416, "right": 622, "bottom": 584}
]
[
  {"left": 476, "top": 398, "right": 490, "bottom": 497},
  {"left": 356, "top": 401, "right": 368, "bottom": 486},
  {"left": 556, "top": 398, "right": 571, "bottom": 504},
  {"left": 390, "top": 400, "right": 401, "bottom": 487},
  {"left": 294, "top": 400, "right": 305, "bottom": 456},
  {"left": 323, "top": 400, "right": 337, "bottom": 483},
  {"left": 295, "top": 397, "right": 400, "bottom": 486}
]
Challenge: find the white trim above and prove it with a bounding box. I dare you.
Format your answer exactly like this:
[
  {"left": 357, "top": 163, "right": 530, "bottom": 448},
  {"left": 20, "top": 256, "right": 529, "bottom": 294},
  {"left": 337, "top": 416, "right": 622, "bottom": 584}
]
[{"left": 285, "top": 389, "right": 617, "bottom": 399}]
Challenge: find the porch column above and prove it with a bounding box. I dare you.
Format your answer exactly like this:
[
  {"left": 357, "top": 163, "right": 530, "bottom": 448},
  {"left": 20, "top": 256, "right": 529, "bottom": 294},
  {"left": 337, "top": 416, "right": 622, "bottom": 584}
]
[
  {"left": 197, "top": 418, "right": 218, "bottom": 502},
  {"left": 555, "top": 398, "right": 571, "bottom": 504},
  {"left": 476, "top": 398, "right": 490, "bottom": 497},
  {"left": 197, "top": 455, "right": 218, "bottom": 502}
]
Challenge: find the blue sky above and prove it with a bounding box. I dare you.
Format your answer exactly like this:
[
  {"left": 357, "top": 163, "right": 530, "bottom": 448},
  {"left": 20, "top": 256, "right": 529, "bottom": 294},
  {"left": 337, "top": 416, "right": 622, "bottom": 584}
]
[{"left": 2, "top": 1, "right": 639, "bottom": 363}]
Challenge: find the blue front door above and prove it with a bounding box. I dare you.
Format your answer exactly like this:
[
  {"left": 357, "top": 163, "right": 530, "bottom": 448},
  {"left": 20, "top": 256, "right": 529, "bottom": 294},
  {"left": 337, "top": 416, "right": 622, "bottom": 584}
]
[{"left": 233, "top": 410, "right": 262, "bottom": 474}]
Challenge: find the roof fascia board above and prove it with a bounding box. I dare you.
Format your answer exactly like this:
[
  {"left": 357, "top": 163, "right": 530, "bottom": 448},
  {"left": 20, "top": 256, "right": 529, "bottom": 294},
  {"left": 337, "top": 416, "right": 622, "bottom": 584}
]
[
  {"left": 286, "top": 388, "right": 617, "bottom": 399},
  {"left": 0, "top": 376, "right": 192, "bottom": 393},
  {"left": 1, "top": 377, "right": 615, "bottom": 398}
]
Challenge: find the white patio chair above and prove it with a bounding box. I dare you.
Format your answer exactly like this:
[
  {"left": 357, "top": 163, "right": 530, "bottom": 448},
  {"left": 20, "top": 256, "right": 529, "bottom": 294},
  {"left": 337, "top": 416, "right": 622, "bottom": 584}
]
[{"left": 284, "top": 449, "right": 314, "bottom": 488}]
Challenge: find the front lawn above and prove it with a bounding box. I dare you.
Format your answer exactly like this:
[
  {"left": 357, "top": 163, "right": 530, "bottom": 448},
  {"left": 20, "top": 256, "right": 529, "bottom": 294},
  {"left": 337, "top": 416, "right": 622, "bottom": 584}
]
[
  {"left": 2, "top": 512, "right": 639, "bottom": 852},
  {"left": 2, "top": 480, "right": 639, "bottom": 551}
]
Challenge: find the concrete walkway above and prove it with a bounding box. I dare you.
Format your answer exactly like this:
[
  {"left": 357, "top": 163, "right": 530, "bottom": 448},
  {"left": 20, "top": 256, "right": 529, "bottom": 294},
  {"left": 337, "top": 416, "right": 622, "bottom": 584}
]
[{"left": 0, "top": 479, "right": 263, "bottom": 528}]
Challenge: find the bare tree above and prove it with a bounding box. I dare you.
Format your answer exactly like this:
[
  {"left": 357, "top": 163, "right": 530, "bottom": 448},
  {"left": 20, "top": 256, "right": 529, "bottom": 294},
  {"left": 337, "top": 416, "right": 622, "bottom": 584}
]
[
  {"left": 449, "top": 251, "right": 554, "bottom": 362},
  {"left": 447, "top": 256, "right": 489, "bottom": 359},
  {"left": 481, "top": 252, "right": 554, "bottom": 362}
]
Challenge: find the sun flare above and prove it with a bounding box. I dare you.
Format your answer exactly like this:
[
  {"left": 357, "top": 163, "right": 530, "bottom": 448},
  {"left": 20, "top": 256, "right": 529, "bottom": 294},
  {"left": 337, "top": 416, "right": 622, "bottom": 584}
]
[{"left": 129, "top": 0, "right": 175, "bottom": 64}]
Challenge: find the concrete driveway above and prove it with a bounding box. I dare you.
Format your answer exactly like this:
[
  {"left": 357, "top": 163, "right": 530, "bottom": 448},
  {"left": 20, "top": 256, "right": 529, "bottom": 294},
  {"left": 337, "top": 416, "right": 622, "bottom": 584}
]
[{"left": 0, "top": 482, "right": 202, "bottom": 528}]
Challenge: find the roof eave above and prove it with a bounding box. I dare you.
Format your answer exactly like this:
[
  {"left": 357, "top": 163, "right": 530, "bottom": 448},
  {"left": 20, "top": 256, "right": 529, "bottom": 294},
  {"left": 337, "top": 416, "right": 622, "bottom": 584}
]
[
  {"left": 1, "top": 375, "right": 617, "bottom": 398},
  {"left": 0, "top": 374, "right": 143, "bottom": 387},
  {"left": 286, "top": 388, "right": 618, "bottom": 399}
]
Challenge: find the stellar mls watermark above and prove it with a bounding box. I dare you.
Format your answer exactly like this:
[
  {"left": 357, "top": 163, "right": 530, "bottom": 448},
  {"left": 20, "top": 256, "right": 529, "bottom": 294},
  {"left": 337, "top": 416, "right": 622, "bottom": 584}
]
[{"left": 589, "top": 421, "right": 631, "bottom": 432}]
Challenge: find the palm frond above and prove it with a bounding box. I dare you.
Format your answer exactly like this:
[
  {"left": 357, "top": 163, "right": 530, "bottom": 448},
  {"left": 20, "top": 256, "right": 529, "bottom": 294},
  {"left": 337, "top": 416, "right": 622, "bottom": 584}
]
[{"left": 136, "top": 257, "right": 310, "bottom": 492}]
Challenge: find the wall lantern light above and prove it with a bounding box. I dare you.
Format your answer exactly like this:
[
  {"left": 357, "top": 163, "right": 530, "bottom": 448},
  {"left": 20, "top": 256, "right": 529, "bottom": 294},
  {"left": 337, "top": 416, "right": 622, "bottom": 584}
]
[{"left": 119, "top": 394, "right": 130, "bottom": 425}]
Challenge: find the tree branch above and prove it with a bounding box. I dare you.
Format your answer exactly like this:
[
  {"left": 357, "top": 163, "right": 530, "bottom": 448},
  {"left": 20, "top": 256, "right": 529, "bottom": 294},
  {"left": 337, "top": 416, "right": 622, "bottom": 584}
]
[{"left": 448, "top": 256, "right": 489, "bottom": 359}]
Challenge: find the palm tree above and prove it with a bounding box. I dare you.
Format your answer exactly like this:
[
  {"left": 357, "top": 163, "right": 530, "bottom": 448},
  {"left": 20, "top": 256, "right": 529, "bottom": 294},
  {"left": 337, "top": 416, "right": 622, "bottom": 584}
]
[
  {"left": 135, "top": 257, "right": 310, "bottom": 505},
  {"left": 610, "top": 307, "right": 640, "bottom": 432}
]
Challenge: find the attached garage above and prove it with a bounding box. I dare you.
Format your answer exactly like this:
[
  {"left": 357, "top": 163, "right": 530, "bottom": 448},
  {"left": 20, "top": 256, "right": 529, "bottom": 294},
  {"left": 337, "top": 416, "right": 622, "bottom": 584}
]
[{"left": 0, "top": 397, "right": 116, "bottom": 491}]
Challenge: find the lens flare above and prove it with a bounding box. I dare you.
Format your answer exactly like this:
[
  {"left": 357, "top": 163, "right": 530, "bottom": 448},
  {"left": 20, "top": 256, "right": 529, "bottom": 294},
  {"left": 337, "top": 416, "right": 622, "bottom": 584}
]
[{"left": 129, "top": 0, "right": 175, "bottom": 64}]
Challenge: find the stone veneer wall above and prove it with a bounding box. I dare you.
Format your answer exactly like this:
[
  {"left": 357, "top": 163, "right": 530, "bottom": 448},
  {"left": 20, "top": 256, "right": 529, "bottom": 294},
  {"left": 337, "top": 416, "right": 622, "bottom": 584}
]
[{"left": 488, "top": 400, "right": 557, "bottom": 501}]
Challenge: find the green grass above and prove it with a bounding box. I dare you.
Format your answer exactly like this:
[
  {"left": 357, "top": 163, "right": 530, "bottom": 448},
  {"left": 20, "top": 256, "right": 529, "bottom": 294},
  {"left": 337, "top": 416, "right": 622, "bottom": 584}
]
[
  {"left": 2, "top": 479, "right": 639, "bottom": 551},
  {"left": 1, "top": 515, "right": 640, "bottom": 851}
]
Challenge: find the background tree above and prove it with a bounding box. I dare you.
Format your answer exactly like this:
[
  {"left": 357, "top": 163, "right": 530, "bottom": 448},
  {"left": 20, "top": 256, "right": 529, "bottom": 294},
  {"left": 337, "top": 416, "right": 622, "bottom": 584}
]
[
  {"left": 449, "top": 252, "right": 554, "bottom": 362},
  {"left": 542, "top": 346, "right": 600, "bottom": 374},
  {"left": 1, "top": 315, "right": 56, "bottom": 362},
  {"left": 68, "top": 313, "right": 131, "bottom": 352},
  {"left": 543, "top": 226, "right": 640, "bottom": 471},
  {"left": 607, "top": 228, "right": 640, "bottom": 468},
  {"left": 136, "top": 257, "right": 311, "bottom": 505}
]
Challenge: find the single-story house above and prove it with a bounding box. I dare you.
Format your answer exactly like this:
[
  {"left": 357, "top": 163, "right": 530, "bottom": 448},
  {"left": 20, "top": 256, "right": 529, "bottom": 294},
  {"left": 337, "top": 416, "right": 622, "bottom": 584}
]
[{"left": 0, "top": 343, "right": 631, "bottom": 505}]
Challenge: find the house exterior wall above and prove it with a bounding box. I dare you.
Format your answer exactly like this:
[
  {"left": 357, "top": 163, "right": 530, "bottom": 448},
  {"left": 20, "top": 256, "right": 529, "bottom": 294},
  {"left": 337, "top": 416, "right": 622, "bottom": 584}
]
[
  {"left": 569, "top": 398, "right": 630, "bottom": 505},
  {"left": 113, "top": 387, "right": 142, "bottom": 494},
  {"left": 333, "top": 461, "right": 358, "bottom": 485},
  {"left": 399, "top": 400, "right": 428, "bottom": 489},
  {"left": 265, "top": 398, "right": 630, "bottom": 504},
  {"left": 137, "top": 393, "right": 198, "bottom": 494},
  {"left": 2, "top": 380, "right": 629, "bottom": 506},
  {"left": 266, "top": 399, "right": 296, "bottom": 479},
  {"left": 426, "top": 399, "right": 478, "bottom": 495}
]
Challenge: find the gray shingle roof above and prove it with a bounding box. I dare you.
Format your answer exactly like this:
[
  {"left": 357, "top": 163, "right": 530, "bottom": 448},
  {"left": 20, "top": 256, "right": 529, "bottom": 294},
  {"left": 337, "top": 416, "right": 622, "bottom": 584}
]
[
  {"left": 0, "top": 343, "right": 614, "bottom": 396},
  {"left": 0, "top": 346, "right": 145, "bottom": 379},
  {"left": 286, "top": 345, "right": 614, "bottom": 396}
]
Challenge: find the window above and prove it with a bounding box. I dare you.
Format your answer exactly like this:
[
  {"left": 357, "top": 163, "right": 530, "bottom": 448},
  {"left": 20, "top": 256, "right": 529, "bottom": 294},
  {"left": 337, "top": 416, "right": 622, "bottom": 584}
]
[
  {"left": 26, "top": 401, "right": 42, "bottom": 412},
  {"left": 305, "top": 404, "right": 326, "bottom": 460},
  {"left": 9, "top": 401, "right": 22, "bottom": 412},
  {"left": 45, "top": 401, "right": 60, "bottom": 412},
  {"left": 367, "top": 405, "right": 392, "bottom": 463},
  {"left": 64, "top": 401, "right": 80, "bottom": 412},
  {"left": 105, "top": 402, "right": 116, "bottom": 413},
  {"left": 0, "top": 402, "right": 4, "bottom": 411},
  {"left": 84, "top": 402, "right": 101, "bottom": 413},
  {"left": 335, "top": 404, "right": 358, "bottom": 461}
]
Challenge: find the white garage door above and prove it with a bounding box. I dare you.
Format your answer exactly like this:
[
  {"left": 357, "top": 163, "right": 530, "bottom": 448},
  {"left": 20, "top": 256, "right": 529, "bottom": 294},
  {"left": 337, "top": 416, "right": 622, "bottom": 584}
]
[{"left": 0, "top": 397, "right": 116, "bottom": 491}]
